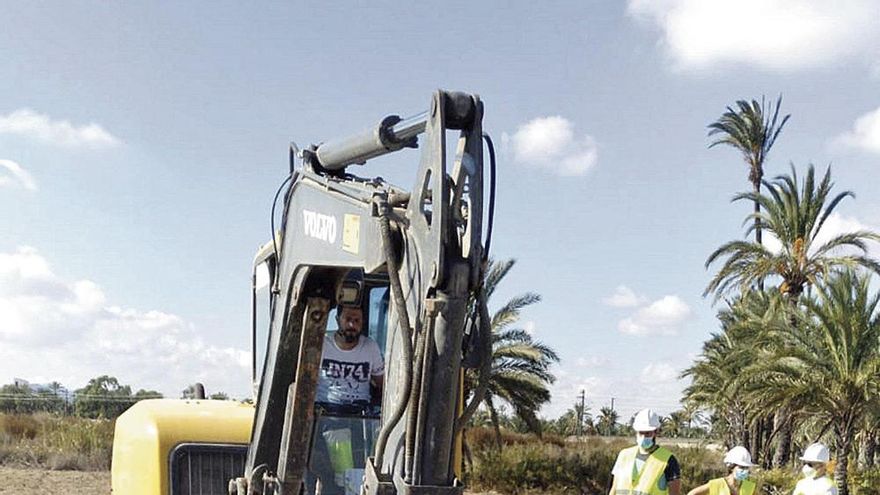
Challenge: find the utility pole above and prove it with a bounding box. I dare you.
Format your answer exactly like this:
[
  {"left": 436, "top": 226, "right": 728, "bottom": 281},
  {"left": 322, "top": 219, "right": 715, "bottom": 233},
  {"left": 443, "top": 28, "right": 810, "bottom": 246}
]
[{"left": 577, "top": 390, "right": 585, "bottom": 437}]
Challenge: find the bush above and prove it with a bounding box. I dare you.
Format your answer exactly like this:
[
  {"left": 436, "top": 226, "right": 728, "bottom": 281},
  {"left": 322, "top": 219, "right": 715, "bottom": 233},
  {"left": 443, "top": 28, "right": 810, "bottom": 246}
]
[
  {"left": 467, "top": 429, "right": 747, "bottom": 495},
  {"left": 675, "top": 444, "right": 725, "bottom": 493},
  {"left": 0, "top": 413, "right": 114, "bottom": 470},
  {"left": 0, "top": 414, "right": 40, "bottom": 440},
  {"left": 850, "top": 467, "right": 880, "bottom": 495},
  {"left": 470, "top": 442, "right": 599, "bottom": 494},
  {"left": 756, "top": 468, "right": 799, "bottom": 495}
]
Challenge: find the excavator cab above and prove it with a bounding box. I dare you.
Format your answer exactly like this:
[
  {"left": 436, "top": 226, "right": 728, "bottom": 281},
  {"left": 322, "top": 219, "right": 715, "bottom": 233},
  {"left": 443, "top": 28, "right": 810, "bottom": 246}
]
[{"left": 253, "top": 247, "right": 391, "bottom": 495}]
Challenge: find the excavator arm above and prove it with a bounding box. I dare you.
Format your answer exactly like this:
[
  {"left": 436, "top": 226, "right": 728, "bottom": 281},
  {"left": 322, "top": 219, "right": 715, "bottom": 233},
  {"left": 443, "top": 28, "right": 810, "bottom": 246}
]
[{"left": 237, "top": 90, "right": 493, "bottom": 495}]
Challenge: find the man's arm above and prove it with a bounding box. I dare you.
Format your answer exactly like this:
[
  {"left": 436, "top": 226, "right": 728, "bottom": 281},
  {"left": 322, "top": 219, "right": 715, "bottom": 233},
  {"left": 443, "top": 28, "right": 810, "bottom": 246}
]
[
  {"left": 668, "top": 479, "right": 681, "bottom": 495},
  {"left": 686, "top": 482, "right": 710, "bottom": 495},
  {"left": 371, "top": 374, "right": 384, "bottom": 394}
]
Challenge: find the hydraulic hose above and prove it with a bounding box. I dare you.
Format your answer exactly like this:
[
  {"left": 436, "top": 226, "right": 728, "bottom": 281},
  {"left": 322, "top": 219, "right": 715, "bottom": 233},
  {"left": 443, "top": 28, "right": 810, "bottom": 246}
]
[
  {"left": 482, "top": 133, "right": 497, "bottom": 264},
  {"left": 373, "top": 201, "right": 415, "bottom": 471},
  {"left": 453, "top": 134, "right": 496, "bottom": 437},
  {"left": 404, "top": 314, "right": 428, "bottom": 483}
]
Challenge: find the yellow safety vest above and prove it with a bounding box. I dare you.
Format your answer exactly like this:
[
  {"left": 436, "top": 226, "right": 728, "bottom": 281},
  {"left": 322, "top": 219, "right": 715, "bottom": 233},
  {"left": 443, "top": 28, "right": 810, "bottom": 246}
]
[
  {"left": 709, "top": 478, "right": 756, "bottom": 495},
  {"left": 612, "top": 446, "right": 673, "bottom": 495}
]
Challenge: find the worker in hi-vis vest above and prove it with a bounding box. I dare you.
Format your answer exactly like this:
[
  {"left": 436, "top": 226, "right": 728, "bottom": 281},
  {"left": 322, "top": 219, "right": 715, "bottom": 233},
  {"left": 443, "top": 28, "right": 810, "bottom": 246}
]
[
  {"left": 609, "top": 408, "right": 681, "bottom": 495},
  {"left": 686, "top": 446, "right": 756, "bottom": 495},
  {"left": 793, "top": 443, "right": 837, "bottom": 495}
]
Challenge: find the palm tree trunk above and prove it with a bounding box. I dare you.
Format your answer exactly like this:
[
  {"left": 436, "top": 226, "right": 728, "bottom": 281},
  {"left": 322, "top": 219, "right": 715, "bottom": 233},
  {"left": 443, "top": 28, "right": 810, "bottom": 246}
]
[
  {"left": 773, "top": 408, "right": 793, "bottom": 468},
  {"left": 487, "top": 399, "right": 503, "bottom": 451},
  {"left": 753, "top": 180, "right": 764, "bottom": 291},
  {"left": 732, "top": 407, "right": 749, "bottom": 449},
  {"left": 834, "top": 416, "right": 856, "bottom": 495},
  {"left": 762, "top": 417, "right": 775, "bottom": 468},
  {"left": 858, "top": 431, "right": 876, "bottom": 468},
  {"left": 750, "top": 417, "right": 763, "bottom": 466},
  {"left": 462, "top": 428, "right": 474, "bottom": 470}
]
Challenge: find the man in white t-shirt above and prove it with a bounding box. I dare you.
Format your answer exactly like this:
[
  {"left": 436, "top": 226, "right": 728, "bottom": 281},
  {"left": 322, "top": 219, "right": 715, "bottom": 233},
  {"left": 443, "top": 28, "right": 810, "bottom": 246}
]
[
  {"left": 308, "top": 304, "right": 385, "bottom": 495},
  {"left": 316, "top": 304, "right": 384, "bottom": 405}
]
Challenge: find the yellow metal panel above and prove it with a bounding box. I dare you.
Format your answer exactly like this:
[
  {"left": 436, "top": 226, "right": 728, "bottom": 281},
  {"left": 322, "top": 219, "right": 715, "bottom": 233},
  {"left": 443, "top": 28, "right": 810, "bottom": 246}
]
[{"left": 111, "top": 399, "right": 254, "bottom": 495}]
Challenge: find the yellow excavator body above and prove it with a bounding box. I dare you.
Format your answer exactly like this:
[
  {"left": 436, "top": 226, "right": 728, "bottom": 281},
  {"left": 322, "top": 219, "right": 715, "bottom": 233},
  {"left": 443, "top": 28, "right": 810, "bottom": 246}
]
[{"left": 111, "top": 399, "right": 253, "bottom": 494}]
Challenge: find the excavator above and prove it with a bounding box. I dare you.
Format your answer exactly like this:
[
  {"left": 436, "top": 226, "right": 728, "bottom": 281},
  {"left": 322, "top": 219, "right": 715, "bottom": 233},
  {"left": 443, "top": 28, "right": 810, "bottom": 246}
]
[{"left": 111, "top": 89, "right": 496, "bottom": 495}]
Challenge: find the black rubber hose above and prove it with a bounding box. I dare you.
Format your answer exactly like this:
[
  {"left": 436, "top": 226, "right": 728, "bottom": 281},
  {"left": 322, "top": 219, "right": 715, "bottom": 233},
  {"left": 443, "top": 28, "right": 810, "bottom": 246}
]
[
  {"left": 481, "top": 133, "right": 496, "bottom": 263},
  {"left": 373, "top": 204, "right": 415, "bottom": 471},
  {"left": 270, "top": 174, "right": 293, "bottom": 263}
]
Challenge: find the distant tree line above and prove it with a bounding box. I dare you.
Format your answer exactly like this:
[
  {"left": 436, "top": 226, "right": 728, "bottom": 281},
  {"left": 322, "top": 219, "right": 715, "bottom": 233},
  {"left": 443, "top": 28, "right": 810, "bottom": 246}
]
[{"left": 0, "top": 375, "right": 236, "bottom": 419}]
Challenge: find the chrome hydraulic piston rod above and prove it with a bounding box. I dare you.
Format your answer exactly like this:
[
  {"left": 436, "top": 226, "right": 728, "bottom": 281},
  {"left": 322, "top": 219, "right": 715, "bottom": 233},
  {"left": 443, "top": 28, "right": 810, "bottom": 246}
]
[
  {"left": 314, "top": 112, "right": 427, "bottom": 170},
  {"left": 313, "top": 91, "right": 479, "bottom": 171}
]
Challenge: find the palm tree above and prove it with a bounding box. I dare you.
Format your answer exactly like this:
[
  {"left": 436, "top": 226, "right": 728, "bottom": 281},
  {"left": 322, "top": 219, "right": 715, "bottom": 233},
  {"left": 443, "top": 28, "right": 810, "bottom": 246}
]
[
  {"left": 466, "top": 259, "right": 559, "bottom": 448},
  {"left": 597, "top": 406, "right": 619, "bottom": 436},
  {"left": 706, "top": 164, "right": 880, "bottom": 466},
  {"left": 753, "top": 270, "right": 880, "bottom": 495},
  {"left": 708, "top": 96, "right": 790, "bottom": 252},
  {"left": 683, "top": 290, "right": 784, "bottom": 450},
  {"left": 705, "top": 164, "right": 880, "bottom": 302}
]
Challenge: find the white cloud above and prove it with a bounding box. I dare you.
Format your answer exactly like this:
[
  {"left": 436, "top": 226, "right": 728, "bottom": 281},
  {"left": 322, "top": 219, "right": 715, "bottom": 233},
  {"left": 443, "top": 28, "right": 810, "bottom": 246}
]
[
  {"left": 0, "top": 108, "right": 121, "bottom": 148},
  {"left": 0, "top": 159, "right": 37, "bottom": 191},
  {"left": 813, "top": 213, "right": 880, "bottom": 258},
  {"left": 602, "top": 285, "right": 647, "bottom": 308},
  {"left": 506, "top": 116, "right": 598, "bottom": 176},
  {"left": 576, "top": 355, "right": 610, "bottom": 368},
  {"left": 627, "top": 0, "right": 880, "bottom": 72},
  {"left": 763, "top": 212, "right": 880, "bottom": 258},
  {"left": 618, "top": 295, "right": 691, "bottom": 336},
  {"left": 835, "top": 106, "right": 880, "bottom": 154},
  {"left": 639, "top": 362, "right": 679, "bottom": 384},
  {"left": 0, "top": 247, "right": 250, "bottom": 397}
]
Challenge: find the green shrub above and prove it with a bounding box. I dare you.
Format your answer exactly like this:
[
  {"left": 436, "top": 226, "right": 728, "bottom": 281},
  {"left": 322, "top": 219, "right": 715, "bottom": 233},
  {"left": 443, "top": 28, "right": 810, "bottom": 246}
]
[
  {"left": 470, "top": 442, "right": 599, "bottom": 494},
  {"left": 850, "top": 467, "right": 880, "bottom": 495},
  {"left": 756, "top": 468, "right": 799, "bottom": 495},
  {"left": 675, "top": 444, "right": 725, "bottom": 493}
]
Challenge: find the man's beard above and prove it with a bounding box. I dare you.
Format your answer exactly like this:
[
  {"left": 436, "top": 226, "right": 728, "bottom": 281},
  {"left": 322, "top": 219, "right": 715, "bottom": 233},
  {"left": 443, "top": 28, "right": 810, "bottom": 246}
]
[{"left": 341, "top": 331, "right": 359, "bottom": 343}]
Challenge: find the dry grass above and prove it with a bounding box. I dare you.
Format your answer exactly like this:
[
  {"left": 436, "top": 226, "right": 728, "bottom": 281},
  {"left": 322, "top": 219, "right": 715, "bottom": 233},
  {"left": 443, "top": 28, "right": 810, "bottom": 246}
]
[{"left": 0, "top": 414, "right": 113, "bottom": 471}]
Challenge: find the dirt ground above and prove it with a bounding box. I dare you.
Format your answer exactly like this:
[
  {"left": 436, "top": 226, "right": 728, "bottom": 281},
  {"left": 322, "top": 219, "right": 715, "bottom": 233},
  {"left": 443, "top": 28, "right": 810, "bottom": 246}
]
[
  {"left": 0, "top": 467, "right": 491, "bottom": 494},
  {"left": 0, "top": 467, "right": 110, "bottom": 494}
]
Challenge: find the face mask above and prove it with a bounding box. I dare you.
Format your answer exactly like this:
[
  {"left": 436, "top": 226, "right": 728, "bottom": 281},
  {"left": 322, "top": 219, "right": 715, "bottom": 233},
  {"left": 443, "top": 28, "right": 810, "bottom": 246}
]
[
  {"left": 734, "top": 468, "right": 749, "bottom": 481},
  {"left": 802, "top": 465, "right": 817, "bottom": 478},
  {"left": 636, "top": 434, "right": 654, "bottom": 450}
]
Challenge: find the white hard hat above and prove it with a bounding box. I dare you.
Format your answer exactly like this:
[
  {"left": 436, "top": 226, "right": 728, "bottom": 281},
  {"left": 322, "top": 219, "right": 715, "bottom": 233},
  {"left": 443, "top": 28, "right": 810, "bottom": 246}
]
[
  {"left": 723, "top": 446, "right": 755, "bottom": 467},
  {"left": 633, "top": 408, "right": 661, "bottom": 431},
  {"left": 800, "top": 443, "right": 830, "bottom": 463}
]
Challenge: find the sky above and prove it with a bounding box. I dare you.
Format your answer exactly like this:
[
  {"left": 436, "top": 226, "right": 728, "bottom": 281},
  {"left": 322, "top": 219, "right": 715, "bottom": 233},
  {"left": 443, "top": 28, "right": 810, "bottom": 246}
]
[{"left": 2, "top": 1, "right": 880, "bottom": 423}]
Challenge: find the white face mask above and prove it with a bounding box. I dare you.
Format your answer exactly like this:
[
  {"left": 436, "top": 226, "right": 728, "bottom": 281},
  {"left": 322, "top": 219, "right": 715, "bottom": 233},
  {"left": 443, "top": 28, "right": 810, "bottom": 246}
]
[{"left": 802, "top": 465, "right": 817, "bottom": 478}]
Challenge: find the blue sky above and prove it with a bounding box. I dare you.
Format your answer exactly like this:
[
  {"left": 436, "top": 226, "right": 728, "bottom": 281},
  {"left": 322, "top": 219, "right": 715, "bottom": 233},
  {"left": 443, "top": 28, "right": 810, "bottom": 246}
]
[{"left": 2, "top": 1, "right": 880, "bottom": 421}]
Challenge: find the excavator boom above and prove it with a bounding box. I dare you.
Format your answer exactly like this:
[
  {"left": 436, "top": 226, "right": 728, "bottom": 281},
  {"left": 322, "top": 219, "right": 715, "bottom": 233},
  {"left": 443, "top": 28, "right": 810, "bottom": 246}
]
[{"left": 239, "top": 90, "right": 492, "bottom": 495}]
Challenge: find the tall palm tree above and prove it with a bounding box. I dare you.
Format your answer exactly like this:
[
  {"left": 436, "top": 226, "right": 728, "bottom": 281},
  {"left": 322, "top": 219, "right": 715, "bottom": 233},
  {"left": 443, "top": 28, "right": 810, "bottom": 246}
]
[
  {"left": 753, "top": 269, "right": 880, "bottom": 495},
  {"left": 705, "top": 164, "right": 880, "bottom": 302},
  {"left": 466, "top": 259, "right": 559, "bottom": 448},
  {"left": 708, "top": 96, "right": 790, "bottom": 252}
]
